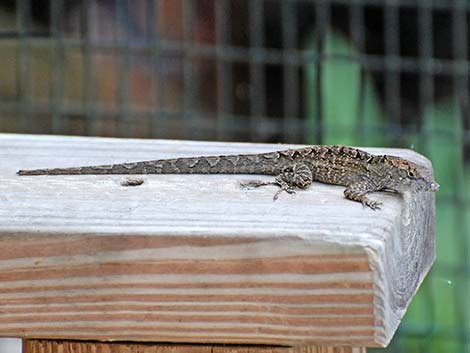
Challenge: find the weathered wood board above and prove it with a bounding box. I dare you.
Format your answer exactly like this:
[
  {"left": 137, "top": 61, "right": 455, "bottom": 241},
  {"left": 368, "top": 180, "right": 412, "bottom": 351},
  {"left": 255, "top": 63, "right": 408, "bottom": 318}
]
[
  {"left": 23, "top": 340, "right": 366, "bottom": 353},
  {"left": 0, "top": 134, "right": 436, "bottom": 347}
]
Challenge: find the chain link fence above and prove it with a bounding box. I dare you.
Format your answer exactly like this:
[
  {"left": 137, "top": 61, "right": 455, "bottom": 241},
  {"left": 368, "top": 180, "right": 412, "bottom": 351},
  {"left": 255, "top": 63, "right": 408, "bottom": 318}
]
[{"left": 0, "top": 1, "right": 469, "bottom": 352}]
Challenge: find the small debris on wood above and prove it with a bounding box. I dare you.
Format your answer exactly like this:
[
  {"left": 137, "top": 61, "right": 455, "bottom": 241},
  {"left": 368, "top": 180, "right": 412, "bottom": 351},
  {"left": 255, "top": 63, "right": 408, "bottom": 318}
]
[{"left": 121, "top": 177, "right": 145, "bottom": 187}]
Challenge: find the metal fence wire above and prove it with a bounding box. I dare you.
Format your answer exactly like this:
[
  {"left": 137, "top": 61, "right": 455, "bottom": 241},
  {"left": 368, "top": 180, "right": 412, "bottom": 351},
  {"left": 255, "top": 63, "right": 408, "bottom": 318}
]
[{"left": 0, "top": 1, "right": 469, "bottom": 353}]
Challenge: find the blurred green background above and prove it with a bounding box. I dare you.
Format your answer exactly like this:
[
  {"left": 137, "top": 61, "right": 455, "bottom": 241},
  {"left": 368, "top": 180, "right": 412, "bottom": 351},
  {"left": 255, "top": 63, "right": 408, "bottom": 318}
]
[
  {"left": 0, "top": 1, "right": 469, "bottom": 352},
  {"left": 305, "top": 29, "right": 470, "bottom": 353}
]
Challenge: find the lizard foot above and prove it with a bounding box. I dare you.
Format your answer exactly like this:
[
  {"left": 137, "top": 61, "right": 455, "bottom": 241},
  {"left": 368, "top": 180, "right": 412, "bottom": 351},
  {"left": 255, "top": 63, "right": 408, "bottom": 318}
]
[
  {"left": 344, "top": 183, "right": 382, "bottom": 210},
  {"left": 240, "top": 180, "right": 274, "bottom": 189},
  {"left": 239, "top": 179, "right": 296, "bottom": 200},
  {"left": 362, "top": 198, "right": 382, "bottom": 210},
  {"left": 271, "top": 177, "right": 297, "bottom": 201},
  {"left": 273, "top": 186, "right": 296, "bottom": 201}
]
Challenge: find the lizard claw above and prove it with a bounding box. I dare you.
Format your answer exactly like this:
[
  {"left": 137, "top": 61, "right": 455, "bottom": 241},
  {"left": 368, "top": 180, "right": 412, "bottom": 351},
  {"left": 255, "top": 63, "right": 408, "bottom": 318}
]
[
  {"left": 362, "top": 199, "right": 382, "bottom": 210},
  {"left": 273, "top": 187, "right": 296, "bottom": 201}
]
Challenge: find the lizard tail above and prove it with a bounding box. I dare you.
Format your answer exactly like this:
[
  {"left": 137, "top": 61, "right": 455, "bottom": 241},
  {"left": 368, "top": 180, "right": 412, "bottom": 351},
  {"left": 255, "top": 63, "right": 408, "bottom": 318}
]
[
  {"left": 17, "top": 165, "right": 135, "bottom": 175},
  {"left": 17, "top": 153, "right": 282, "bottom": 176}
]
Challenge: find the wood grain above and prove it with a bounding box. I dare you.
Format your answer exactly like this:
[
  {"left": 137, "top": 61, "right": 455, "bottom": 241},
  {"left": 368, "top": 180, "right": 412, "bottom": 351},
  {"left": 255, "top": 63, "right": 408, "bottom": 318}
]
[
  {"left": 0, "top": 134, "right": 436, "bottom": 347},
  {"left": 23, "top": 340, "right": 366, "bottom": 353}
]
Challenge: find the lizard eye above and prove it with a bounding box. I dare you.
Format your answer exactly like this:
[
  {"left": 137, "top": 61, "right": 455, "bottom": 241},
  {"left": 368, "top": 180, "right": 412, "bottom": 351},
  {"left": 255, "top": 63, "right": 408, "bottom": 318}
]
[{"left": 407, "top": 169, "right": 417, "bottom": 178}]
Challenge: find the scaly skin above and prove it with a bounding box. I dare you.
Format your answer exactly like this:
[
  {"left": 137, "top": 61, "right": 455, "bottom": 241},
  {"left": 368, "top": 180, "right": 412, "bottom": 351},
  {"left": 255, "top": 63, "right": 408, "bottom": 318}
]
[{"left": 17, "top": 145, "right": 439, "bottom": 209}]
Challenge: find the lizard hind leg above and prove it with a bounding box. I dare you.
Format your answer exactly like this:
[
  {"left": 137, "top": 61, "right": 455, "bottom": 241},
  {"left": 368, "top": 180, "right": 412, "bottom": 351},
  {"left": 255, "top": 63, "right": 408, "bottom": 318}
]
[
  {"left": 241, "top": 163, "right": 313, "bottom": 201},
  {"left": 344, "top": 183, "right": 382, "bottom": 210},
  {"left": 272, "top": 163, "right": 313, "bottom": 200}
]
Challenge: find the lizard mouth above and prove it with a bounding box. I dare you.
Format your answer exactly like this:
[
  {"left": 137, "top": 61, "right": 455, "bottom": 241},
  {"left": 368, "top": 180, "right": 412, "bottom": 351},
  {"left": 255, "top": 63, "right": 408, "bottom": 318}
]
[{"left": 428, "top": 181, "right": 440, "bottom": 192}]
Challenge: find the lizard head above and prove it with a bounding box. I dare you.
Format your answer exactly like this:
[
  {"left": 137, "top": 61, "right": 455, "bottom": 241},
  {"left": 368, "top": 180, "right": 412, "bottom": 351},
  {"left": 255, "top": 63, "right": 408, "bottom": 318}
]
[{"left": 379, "top": 156, "right": 440, "bottom": 193}]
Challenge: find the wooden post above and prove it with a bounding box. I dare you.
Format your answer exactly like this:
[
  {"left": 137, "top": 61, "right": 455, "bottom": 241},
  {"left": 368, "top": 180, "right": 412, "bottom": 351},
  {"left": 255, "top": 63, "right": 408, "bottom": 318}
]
[{"left": 0, "top": 134, "right": 436, "bottom": 353}]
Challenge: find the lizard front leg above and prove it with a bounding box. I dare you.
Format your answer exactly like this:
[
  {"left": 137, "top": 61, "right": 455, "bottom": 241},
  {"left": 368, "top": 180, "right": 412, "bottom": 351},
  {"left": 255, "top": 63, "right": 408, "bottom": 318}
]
[
  {"left": 344, "top": 181, "right": 382, "bottom": 210},
  {"left": 241, "top": 163, "right": 313, "bottom": 200}
]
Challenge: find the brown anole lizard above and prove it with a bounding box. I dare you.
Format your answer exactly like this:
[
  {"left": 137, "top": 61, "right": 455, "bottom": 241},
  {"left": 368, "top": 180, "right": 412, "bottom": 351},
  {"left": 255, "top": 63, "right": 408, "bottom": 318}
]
[{"left": 17, "top": 145, "right": 439, "bottom": 209}]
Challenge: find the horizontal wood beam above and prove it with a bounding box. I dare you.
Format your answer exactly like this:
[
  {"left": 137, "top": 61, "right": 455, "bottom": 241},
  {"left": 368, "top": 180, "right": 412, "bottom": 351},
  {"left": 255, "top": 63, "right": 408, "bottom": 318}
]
[
  {"left": 0, "top": 134, "right": 436, "bottom": 348},
  {"left": 23, "top": 340, "right": 366, "bottom": 353}
]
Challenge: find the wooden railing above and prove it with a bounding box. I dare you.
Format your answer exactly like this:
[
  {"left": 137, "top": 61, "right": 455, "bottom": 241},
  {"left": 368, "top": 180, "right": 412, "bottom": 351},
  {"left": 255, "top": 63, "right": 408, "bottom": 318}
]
[{"left": 0, "top": 134, "right": 436, "bottom": 353}]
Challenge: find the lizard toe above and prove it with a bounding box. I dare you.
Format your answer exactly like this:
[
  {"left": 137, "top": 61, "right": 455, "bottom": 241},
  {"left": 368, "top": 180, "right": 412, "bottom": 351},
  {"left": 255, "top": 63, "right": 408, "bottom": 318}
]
[
  {"left": 272, "top": 187, "right": 296, "bottom": 201},
  {"left": 240, "top": 180, "right": 270, "bottom": 189},
  {"left": 363, "top": 199, "right": 382, "bottom": 210}
]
